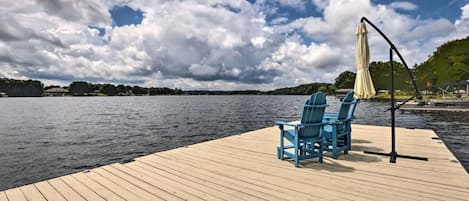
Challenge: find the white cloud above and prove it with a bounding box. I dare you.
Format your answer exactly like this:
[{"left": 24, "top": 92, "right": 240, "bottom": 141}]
[
  {"left": 251, "top": 36, "right": 267, "bottom": 48},
  {"left": 253, "top": 0, "right": 308, "bottom": 12},
  {"left": 0, "top": 0, "right": 468, "bottom": 90},
  {"left": 37, "top": 0, "right": 112, "bottom": 27},
  {"left": 257, "top": 38, "right": 348, "bottom": 87},
  {"left": 311, "top": 0, "right": 329, "bottom": 11},
  {"left": 189, "top": 64, "right": 219, "bottom": 77},
  {"left": 389, "top": 1, "right": 418, "bottom": 11},
  {"left": 460, "top": 4, "right": 469, "bottom": 20},
  {"left": 277, "top": 0, "right": 307, "bottom": 10},
  {"left": 278, "top": 0, "right": 464, "bottom": 72},
  {"left": 454, "top": 4, "right": 469, "bottom": 38},
  {"left": 270, "top": 17, "right": 289, "bottom": 25}
]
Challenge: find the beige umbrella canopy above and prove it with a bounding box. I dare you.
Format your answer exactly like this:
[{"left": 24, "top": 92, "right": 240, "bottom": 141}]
[{"left": 354, "top": 22, "right": 376, "bottom": 99}]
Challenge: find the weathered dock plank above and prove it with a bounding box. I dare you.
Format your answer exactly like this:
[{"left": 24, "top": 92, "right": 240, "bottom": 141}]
[
  {"left": 34, "top": 181, "right": 66, "bottom": 201},
  {"left": 0, "top": 191, "right": 8, "bottom": 201},
  {"left": 70, "top": 173, "right": 125, "bottom": 201},
  {"left": 17, "top": 184, "right": 46, "bottom": 201},
  {"left": 59, "top": 175, "right": 105, "bottom": 201},
  {"left": 2, "top": 124, "right": 469, "bottom": 201},
  {"left": 4, "top": 188, "right": 27, "bottom": 201}
]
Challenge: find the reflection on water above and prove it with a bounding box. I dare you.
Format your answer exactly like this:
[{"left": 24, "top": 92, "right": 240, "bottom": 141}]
[{"left": 0, "top": 95, "right": 468, "bottom": 190}]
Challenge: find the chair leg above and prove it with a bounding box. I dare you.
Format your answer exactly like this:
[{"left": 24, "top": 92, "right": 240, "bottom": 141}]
[
  {"left": 319, "top": 141, "right": 324, "bottom": 163},
  {"left": 294, "top": 146, "right": 299, "bottom": 168},
  {"left": 278, "top": 130, "right": 284, "bottom": 160},
  {"left": 348, "top": 131, "right": 352, "bottom": 151},
  {"left": 294, "top": 137, "right": 300, "bottom": 167},
  {"left": 332, "top": 137, "right": 338, "bottom": 159},
  {"left": 277, "top": 146, "right": 282, "bottom": 159}
]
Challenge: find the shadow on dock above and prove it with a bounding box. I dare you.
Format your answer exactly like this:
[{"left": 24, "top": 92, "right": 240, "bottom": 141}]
[{"left": 300, "top": 152, "right": 382, "bottom": 172}]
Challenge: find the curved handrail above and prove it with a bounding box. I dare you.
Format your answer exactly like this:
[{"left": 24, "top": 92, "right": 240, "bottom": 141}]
[{"left": 360, "top": 17, "right": 422, "bottom": 100}]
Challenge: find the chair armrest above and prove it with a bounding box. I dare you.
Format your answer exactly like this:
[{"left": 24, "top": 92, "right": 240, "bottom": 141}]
[
  {"left": 324, "top": 119, "right": 348, "bottom": 125},
  {"left": 275, "top": 121, "right": 304, "bottom": 128},
  {"left": 323, "top": 113, "right": 338, "bottom": 119},
  {"left": 302, "top": 122, "right": 325, "bottom": 127}
]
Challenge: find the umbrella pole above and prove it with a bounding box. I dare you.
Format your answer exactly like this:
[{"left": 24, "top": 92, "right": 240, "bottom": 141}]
[
  {"left": 360, "top": 17, "right": 428, "bottom": 163},
  {"left": 390, "top": 48, "right": 397, "bottom": 163}
]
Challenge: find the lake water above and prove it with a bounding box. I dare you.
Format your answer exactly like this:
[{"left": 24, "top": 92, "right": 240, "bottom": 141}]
[{"left": 0, "top": 96, "right": 468, "bottom": 190}]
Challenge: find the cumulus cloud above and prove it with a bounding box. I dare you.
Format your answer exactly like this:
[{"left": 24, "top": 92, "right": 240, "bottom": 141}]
[
  {"left": 276, "top": 0, "right": 307, "bottom": 10},
  {"left": 389, "top": 1, "right": 418, "bottom": 11},
  {"left": 280, "top": 0, "right": 464, "bottom": 70},
  {"left": 0, "top": 0, "right": 286, "bottom": 87},
  {"left": 462, "top": 4, "right": 469, "bottom": 19},
  {"left": 0, "top": 0, "right": 468, "bottom": 90},
  {"left": 36, "top": 0, "right": 112, "bottom": 26},
  {"left": 0, "top": 13, "right": 64, "bottom": 47}
]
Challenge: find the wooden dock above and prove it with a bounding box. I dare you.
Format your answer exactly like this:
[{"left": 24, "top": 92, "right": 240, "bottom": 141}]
[
  {"left": 400, "top": 105, "right": 469, "bottom": 112},
  {"left": 1, "top": 124, "right": 469, "bottom": 200}
]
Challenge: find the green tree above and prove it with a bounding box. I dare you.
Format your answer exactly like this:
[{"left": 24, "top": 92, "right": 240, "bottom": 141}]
[
  {"left": 100, "top": 84, "right": 118, "bottom": 96},
  {"left": 132, "top": 86, "right": 148, "bottom": 95},
  {"left": 116, "top": 84, "right": 127, "bottom": 95},
  {"left": 334, "top": 71, "right": 356, "bottom": 89},
  {"left": 69, "top": 81, "right": 93, "bottom": 96},
  {"left": 0, "top": 78, "right": 43, "bottom": 97},
  {"left": 266, "top": 83, "right": 333, "bottom": 95},
  {"left": 369, "top": 61, "right": 413, "bottom": 91},
  {"left": 415, "top": 36, "right": 469, "bottom": 88}
]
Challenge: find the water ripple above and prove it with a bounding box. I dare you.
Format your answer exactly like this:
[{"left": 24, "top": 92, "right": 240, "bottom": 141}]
[{"left": 0, "top": 95, "right": 467, "bottom": 191}]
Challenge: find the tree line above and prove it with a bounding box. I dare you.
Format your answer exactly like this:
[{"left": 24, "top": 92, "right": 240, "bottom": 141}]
[
  {"left": 0, "top": 78, "right": 44, "bottom": 97},
  {"left": 0, "top": 78, "right": 336, "bottom": 97},
  {"left": 0, "top": 80, "right": 184, "bottom": 97},
  {"left": 66, "top": 81, "right": 183, "bottom": 96}
]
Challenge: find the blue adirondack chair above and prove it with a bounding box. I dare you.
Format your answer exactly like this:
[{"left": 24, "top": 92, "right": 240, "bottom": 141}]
[
  {"left": 322, "top": 92, "right": 355, "bottom": 159},
  {"left": 323, "top": 91, "right": 356, "bottom": 119},
  {"left": 323, "top": 92, "right": 358, "bottom": 151},
  {"left": 276, "top": 92, "right": 327, "bottom": 167}
]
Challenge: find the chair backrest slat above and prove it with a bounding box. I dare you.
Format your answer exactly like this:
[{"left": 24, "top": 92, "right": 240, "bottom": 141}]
[
  {"left": 337, "top": 92, "right": 354, "bottom": 120},
  {"left": 348, "top": 98, "right": 358, "bottom": 119},
  {"left": 300, "top": 92, "right": 326, "bottom": 138}
]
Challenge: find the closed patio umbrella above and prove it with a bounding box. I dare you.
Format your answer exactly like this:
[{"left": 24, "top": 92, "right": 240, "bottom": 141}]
[
  {"left": 358, "top": 17, "right": 427, "bottom": 163},
  {"left": 354, "top": 22, "right": 376, "bottom": 99}
]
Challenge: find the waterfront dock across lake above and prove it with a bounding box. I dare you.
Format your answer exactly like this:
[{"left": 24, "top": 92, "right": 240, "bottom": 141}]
[
  {"left": 398, "top": 99, "right": 469, "bottom": 113},
  {"left": 1, "top": 124, "right": 469, "bottom": 201},
  {"left": 400, "top": 105, "right": 469, "bottom": 113}
]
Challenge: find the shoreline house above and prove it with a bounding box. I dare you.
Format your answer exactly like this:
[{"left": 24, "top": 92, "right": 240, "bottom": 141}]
[
  {"left": 335, "top": 88, "right": 354, "bottom": 99},
  {"left": 44, "top": 88, "right": 70, "bottom": 96}
]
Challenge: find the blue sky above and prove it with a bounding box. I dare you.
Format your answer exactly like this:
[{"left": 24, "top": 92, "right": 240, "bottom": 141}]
[
  {"left": 0, "top": 0, "right": 468, "bottom": 90},
  {"left": 373, "top": 0, "right": 468, "bottom": 21},
  {"left": 110, "top": 6, "right": 143, "bottom": 27}
]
